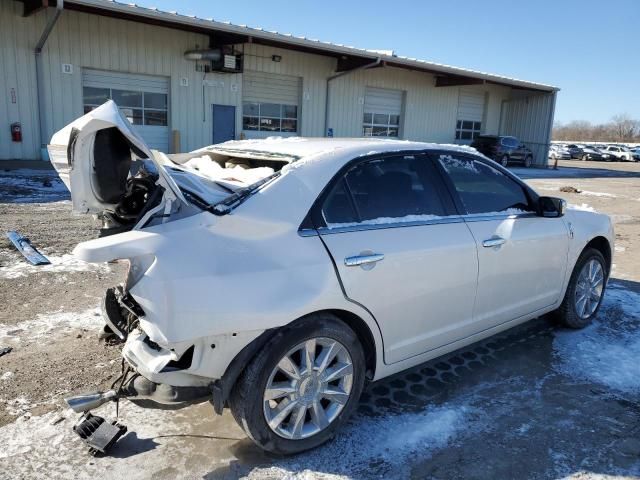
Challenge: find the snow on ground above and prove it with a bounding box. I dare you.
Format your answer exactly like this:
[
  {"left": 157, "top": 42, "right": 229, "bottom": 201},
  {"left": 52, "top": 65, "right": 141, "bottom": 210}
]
[
  {"left": 554, "top": 284, "right": 640, "bottom": 394},
  {"left": 0, "top": 403, "right": 190, "bottom": 479},
  {"left": 0, "top": 254, "right": 110, "bottom": 279},
  {"left": 567, "top": 203, "right": 596, "bottom": 212},
  {"left": 248, "top": 404, "right": 475, "bottom": 479},
  {"left": 0, "top": 307, "right": 103, "bottom": 344},
  {"left": 579, "top": 190, "right": 617, "bottom": 198},
  {"left": 0, "top": 169, "right": 69, "bottom": 203}
]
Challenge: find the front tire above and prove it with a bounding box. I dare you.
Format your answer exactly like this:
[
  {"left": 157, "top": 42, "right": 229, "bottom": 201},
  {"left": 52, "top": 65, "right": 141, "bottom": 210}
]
[
  {"left": 500, "top": 154, "right": 509, "bottom": 167},
  {"left": 555, "top": 248, "right": 607, "bottom": 329},
  {"left": 229, "top": 313, "right": 365, "bottom": 454},
  {"left": 524, "top": 155, "right": 533, "bottom": 168}
]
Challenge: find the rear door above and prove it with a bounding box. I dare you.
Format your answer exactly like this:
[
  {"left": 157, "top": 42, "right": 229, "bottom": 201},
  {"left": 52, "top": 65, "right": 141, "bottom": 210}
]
[
  {"left": 436, "top": 153, "right": 570, "bottom": 327},
  {"left": 316, "top": 153, "right": 479, "bottom": 364}
]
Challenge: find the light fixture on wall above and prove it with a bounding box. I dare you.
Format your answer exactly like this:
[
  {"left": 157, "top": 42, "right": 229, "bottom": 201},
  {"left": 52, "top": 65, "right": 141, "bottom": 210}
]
[{"left": 272, "top": 55, "right": 282, "bottom": 62}]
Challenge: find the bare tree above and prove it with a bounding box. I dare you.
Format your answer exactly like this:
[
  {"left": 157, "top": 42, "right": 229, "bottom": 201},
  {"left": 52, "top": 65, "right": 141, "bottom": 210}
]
[
  {"left": 610, "top": 114, "right": 639, "bottom": 141},
  {"left": 553, "top": 114, "right": 640, "bottom": 143}
]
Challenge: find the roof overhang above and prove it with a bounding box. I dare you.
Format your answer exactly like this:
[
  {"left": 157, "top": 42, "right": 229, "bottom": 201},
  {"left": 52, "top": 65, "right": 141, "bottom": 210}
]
[{"left": 20, "top": 0, "right": 559, "bottom": 93}]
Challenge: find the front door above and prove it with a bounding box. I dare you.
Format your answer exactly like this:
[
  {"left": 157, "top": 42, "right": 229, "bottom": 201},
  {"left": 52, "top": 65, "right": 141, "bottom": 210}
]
[
  {"left": 317, "top": 153, "right": 479, "bottom": 364},
  {"left": 437, "top": 154, "right": 570, "bottom": 327},
  {"left": 212, "top": 105, "right": 236, "bottom": 144}
]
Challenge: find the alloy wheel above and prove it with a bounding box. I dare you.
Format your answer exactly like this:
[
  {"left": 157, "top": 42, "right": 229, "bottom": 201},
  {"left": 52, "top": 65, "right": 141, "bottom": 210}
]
[
  {"left": 263, "top": 337, "right": 354, "bottom": 440},
  {"left": 574, "top": 258, "right": 604, "bottom": 319}
]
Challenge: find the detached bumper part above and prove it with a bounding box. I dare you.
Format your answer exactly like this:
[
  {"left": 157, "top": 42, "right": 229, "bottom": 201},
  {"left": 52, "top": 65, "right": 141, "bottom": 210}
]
[{"left": 73, "top": 413, "right": 127, "bottom": 456}]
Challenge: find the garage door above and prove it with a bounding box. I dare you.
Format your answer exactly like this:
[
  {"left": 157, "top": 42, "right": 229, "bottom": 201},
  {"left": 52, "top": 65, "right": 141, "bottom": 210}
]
[
  {"left": 363, "top": 87, "right": 403, "bottom": 137},
  {"left": 82, "top": 70, "right": 169, "bottom": 152},
  {"left": 455, "top": 88, "right": 485, "bottom": 142},
  {"left": 242, "top": 71, "right": 301, "bottom": 137}
]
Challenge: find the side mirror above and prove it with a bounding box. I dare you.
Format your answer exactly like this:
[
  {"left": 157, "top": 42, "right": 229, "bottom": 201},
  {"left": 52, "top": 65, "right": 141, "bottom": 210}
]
[{"left": 538, "top": 196, "right": 566, "bottom": 218}]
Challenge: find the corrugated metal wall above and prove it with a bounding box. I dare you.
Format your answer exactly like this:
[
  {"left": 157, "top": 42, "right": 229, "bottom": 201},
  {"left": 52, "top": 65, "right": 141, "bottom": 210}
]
[
  {"left": 0, "top": 0, "right": 40, "bottom": 159},
  {"left": 502, "top": 91, "right": 556, "bottom": 166},
  {"left": 0, "top": 0, "right": 555, "bottom": 161}
]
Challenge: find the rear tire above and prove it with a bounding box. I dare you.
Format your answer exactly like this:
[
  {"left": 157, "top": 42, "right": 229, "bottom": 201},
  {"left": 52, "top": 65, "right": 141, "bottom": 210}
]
[
  {"left": 229, "top": 313, "right": 366, "bottom": 455},
  {"left": 554, "top": 248, "right": 607, "bottom": 329}
]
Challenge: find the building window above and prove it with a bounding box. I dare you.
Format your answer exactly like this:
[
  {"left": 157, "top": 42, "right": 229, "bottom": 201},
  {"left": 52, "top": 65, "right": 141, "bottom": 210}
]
[
  {"left": 362, "top": 112, "right": 400, "bottom": 137},
  {"left": 83, "top": 87, "right": 168, "bottom": 126},
  {"left": 242, "top": 102, "right": 298, "bottom": 133},
  {"left": 455, "top": 120, "right": 481, "bottom": 141}
]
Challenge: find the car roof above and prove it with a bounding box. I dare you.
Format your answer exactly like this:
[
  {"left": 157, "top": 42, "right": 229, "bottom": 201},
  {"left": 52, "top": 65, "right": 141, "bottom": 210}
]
[{"left": 204, "top": 137, "right": 480, "bottom": 162}]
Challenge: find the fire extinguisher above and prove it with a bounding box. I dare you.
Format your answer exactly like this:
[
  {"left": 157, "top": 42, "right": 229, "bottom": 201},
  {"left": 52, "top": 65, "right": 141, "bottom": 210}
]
[{"left": 11, "top": 122, "right": 22, "bottom": 142}]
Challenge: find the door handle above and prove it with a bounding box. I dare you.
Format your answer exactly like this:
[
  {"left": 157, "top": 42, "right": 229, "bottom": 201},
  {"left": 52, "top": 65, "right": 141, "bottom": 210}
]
[
  {"left": 344, "top": 253, "right": 385, "bottom": 267},
  {"left": 482, "top": 237, "right": 506, "bottom": 248}
]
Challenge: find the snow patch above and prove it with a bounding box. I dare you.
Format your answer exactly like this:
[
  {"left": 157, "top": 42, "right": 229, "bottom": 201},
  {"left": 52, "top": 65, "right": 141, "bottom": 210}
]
[
  {"left": 0, "top": 169, "right": 69, "bottom": 203},
  {"left": 326, "top": 209, "right": 527, "bottom": 229},
  {"left": 247, "top": 405, "right": 472, "bottom": 478},
  {"left": 579, "top": 190, "right": 616, "bottom": 198},
  {"left": 553, "top": 285, "right": 640, "bottom": 394},
  {"left": 567, "top": 203, "right": 596, "bottom": 212},
  {"left": 182, "top": 155, "right": 275, "bottom": 186},
  {"left": 0, "top": 307, "right": 103, "bottom": 343},
  {"left": 0, "top": 254, "right": 110, "bottom": 279},
  {"left": 0, "top": 404, "right": 192, "bottom": 478},
  {"left": 1, "top": 371, "right": 14, "bottom": 381},
  {"left": 327, "top": 213, "right": 444, "bottom": 229}
]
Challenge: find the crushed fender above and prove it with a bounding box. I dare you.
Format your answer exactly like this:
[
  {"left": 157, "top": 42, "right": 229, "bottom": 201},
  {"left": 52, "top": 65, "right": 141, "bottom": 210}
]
[
  {"left": 5, "top": 230, "right": 51, "bottom": 265},
  {"left": 72, "top": 413, "right": 127, "bottom": 456}
]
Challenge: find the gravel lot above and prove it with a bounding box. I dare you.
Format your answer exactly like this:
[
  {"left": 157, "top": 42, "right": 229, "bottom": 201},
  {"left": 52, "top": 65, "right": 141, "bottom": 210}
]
[{"left": 0, "top": 160, "right": 639, "bottom": 479}]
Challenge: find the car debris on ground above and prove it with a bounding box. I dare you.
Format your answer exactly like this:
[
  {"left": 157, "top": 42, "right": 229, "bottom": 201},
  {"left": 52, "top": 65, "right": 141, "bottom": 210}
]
[
  {"left": 5, "top": 230, "right": 51, "bottom": 265},
  {"left": 72, "top": 413, "right": 127, "bottom": 456},
  {"left": 560, "top": 185, "right": 582, "bottom": 193},
  {"left": 0, "top": 346, "right": 12, "bottom": 357}
]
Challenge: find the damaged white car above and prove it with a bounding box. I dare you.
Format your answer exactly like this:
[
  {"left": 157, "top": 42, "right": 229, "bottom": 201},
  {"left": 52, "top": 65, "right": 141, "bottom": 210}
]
[{"left": 50, "top": 101, "right": 614, "bottom": 454}]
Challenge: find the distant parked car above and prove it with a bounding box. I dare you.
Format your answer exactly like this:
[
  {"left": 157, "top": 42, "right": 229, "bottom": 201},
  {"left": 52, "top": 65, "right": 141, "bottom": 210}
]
[
  {"left": 566, "top": 144, "right": 585, "bottom": 159},
  {"left": 573, "top": 145, "right": 603, "bottom": 161},
  {"left": 471, "top": 135, "right": 534, "bottom": 167},
  {"left": 549, "top": 144, "right": 571, "bottom": 161},
  {"left": 586, "top": 145, "right": 615, "bottom": 162},
  {"left": 600, "top": 145, "right": 635, "bottom": 161},
  {"left": 630, "top": 147, "right": 640, "bottom": 161}
]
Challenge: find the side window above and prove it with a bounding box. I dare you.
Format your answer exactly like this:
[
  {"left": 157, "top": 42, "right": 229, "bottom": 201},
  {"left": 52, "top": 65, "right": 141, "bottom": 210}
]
[
  {"left": 438, "top": 155, "right": 533, "bottom": 215},
  {"left": 321, "top": 155, "right": 447, "bottom": 226}
]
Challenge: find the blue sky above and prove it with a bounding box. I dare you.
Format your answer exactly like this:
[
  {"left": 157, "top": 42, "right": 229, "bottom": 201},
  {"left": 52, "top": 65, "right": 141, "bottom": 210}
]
[{"left": 134, "top": 0, "right": 639, "bottom": 125}]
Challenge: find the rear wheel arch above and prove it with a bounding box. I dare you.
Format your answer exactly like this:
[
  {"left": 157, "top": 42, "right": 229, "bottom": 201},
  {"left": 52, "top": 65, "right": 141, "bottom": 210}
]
[{"left": 215, "top": 309, "right": 378, "bottom": 414}]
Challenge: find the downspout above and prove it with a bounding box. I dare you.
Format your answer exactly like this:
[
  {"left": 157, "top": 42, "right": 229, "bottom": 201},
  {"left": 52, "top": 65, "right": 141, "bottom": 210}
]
[
  {"left": 324, "top": 57, "right": 381, "bottom": 137},
  {"left": 35, "top": 0, "right": 64, "bottom": 159}
]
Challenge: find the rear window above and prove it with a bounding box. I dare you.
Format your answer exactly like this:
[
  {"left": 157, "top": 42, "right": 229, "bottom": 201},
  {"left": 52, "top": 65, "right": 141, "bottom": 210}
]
[
  {"left": 500, "top": 137, "right": 519, "bottom": 148},
  {"left": 322, "top": 154, "right": 447, "bottom": 226},
  {"left": 474, "top": 136, "right": 498, "bottom": 145}
]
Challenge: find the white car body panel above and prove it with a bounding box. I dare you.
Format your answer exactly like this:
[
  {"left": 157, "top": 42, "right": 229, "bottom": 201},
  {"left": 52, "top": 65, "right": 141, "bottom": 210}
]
[
  {"left": 49, "top": 104, "right": 615, "bottom": 394},
  {"left": 321, "top": 222, "right": 478, "bottom": 364},
  {"left": 464, "top": 215, "right": 570, "bottom": 326}
]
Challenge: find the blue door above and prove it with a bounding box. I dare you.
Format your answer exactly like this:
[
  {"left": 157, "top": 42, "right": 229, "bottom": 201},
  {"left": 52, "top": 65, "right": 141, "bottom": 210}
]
[{"left": 212, "top": 105, "right": 236, "bottom": 144}]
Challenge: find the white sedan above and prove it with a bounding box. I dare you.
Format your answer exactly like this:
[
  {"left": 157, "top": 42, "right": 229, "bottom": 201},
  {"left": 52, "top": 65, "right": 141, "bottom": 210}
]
[{"left": 52, "top": 102, "right": 614, "bottom": 454}]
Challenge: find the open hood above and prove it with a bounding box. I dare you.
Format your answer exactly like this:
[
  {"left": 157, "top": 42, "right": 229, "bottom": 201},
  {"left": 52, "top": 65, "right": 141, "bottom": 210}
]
[{"left": 48, "top": 100, "right": 187, "bottom": 216}]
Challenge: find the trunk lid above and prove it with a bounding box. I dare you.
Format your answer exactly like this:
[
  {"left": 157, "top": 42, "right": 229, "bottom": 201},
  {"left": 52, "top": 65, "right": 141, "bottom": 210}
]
[{"left": 47, "top": 100, "right": 188, "bottom": 216}]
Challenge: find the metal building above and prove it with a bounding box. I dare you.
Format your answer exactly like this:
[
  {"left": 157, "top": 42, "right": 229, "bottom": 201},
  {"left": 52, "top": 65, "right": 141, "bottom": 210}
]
[{"left": 0, "top": 0, "right": 559, "bottom": 165}]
